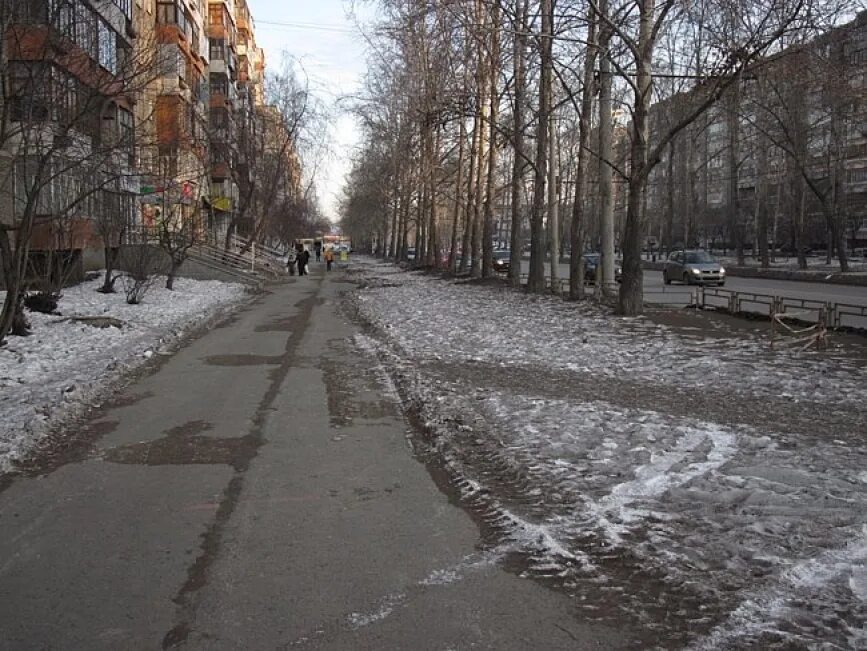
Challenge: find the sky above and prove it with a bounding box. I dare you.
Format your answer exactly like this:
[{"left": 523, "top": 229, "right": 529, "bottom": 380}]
[{"left": 246, "top": 0, "right": 376, "bottom": 223}]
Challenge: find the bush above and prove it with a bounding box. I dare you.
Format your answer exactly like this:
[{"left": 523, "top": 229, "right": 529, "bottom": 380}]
[{"left": 24, "top": 291, "right": 60, "bottom": 314}]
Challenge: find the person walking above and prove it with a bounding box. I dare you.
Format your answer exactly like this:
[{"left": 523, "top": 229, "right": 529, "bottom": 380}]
[
  {"left": 300, "top": 248, "right": 311, "bottom": 275},
  {"left": 286, "top": 247, "right": 296, "bottom": 276},
  {"left": 324, "top": 246, "right": 335, "bottom": 271},
  {"left": 314, "top": 241, "right": 322, "bottom": 262},
  {"left": 295, "top": 244, "right": 306, "bottom": 276}
]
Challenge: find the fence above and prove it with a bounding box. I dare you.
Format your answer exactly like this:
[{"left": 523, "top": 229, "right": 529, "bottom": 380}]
[{"left": 516, "top": 273, "right": 867, "bottom": 330}]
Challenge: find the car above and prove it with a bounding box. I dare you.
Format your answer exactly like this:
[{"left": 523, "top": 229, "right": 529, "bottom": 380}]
[
  {"left": 405, "top": 247, "right": 416, "bottom": 261},
  {"left": 492, "top": 250, "right": 511, "bottom": 273},
  {"left": 582, "top": 253, "right": 622, "bottom": 283},
  {"left": 663, "top": 250, "right": 726, "bottom": 286}
]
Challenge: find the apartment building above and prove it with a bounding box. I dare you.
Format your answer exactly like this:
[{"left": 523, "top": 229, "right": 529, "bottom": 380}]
[
  {"left": 644, "top": 11, "right": 867, "bottom": 253},
  {"left": 0, "top": 0, "right": 139, "bottom": 271},
  {"left": 1, "top": 0, "right": 295, "bottom": 280},
  {"left": 135, "top": 0, "right": 209, "bottom": 233}
]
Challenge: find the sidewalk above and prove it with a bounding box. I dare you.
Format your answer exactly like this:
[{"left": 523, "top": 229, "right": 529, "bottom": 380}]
[{"left": 0, "top": 266, "right": 632, "bottom": 649}]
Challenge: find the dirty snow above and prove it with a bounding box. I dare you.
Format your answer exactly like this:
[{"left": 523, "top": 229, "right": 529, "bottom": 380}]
[
  {"left": 349, "top": 259, "right": 867, "bottom": 649},
  {"left": 0, "top": 274, "right": 249, "bottom": 472}
]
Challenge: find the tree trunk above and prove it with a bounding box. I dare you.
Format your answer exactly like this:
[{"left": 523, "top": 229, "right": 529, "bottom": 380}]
[
  {"left": 568, "top": 3, "right": 596, "bottom": 300},
  {"left": 756, "top": 139, "right": 770, "bottom": 269},
  {"left": 481, "top": 2, "right": 500, "bottom": 279},
  {"left": 508, "top": 0, "right": 528, "bottom": 287},
  {"left": 448, "top": 119, "right": 467, "bottom": 273},
  {"left": 527, "top": 0, "right": 552, "bottom": 294},
  {"left": 726, "top": 78, "right": 744, "bottom": 266},
  {"left": 426, "top": 126, "right": 441, "bottom": 267},
  {"left": 0, "top": 218, "right": 35, "bottom": 345},
  {"left": 101, "top": 247, "right": 120, "bottom": 293},
  {"left": 617, "top": 0, "right": 653, "bottom": 316},
  {"left": 471, "top": 86, "right": 488, "bottom": 278},
  {"left": 166, "top": 258, "right": 182, "bottom": 291},
  {"left": 597, "top": 0, "right": 616, "bottom": 295},
  {"left": 547, "top": 112, "right": 559, "bottom": 291},
  {"left": 459, "top": 113, "right": 480, "bottom": 274}
]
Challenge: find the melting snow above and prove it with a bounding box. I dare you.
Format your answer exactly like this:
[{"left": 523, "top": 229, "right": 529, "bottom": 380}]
[
  {"left": 0, "top": 274, "right": 249, "bottom": 471},
  {"left": 350, "top": 259, "right": 867, "bottom": 649}
]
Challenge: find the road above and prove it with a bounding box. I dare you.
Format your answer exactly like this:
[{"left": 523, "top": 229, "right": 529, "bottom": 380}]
[
  {"left": 520, "top": 260, "right": 867, "bottom": 328},
  {"left": 0, "top": 268, "right": 630, "bottom": 649}
]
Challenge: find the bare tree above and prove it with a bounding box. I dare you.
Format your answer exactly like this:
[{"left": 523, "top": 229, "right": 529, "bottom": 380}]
[{"left": 0, "top": 0, "right": 158, "bottom": 344}]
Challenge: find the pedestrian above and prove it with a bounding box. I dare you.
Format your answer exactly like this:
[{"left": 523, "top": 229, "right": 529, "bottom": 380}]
[
  {"left": 286, "top": 247, "right": 296, "bottom": 276},
  {"left": 314, "top": 241, "right": 322, "bottom": 262},
  {"left": 301, "top": 248, "right": 311, "bottom": 275},
  {"left": 295, "top": 243, "right": 306, "bottom": 276},
  {"left": 324, "top": 246, "right": 334, "bottom": 271}
]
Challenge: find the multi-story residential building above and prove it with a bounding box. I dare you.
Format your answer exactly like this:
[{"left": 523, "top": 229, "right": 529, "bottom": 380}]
[
  {"left": 205, "top": 0, "right": 238, "bottom": 241},
  {"left": 137, "top": 0, "right": 209, "bottom": 233},
  {"left": 0, "top": 0, "right": 139, "bottom": 273},
  {"left": 644, "top": 11, "right": 867, "bottom": 255},
  {"left": 1, "top": 0, "right": 298, "bottom": 283}
]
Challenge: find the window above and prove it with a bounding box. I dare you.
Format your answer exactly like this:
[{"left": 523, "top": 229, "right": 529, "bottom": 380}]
[
  {"left": 209, "top": 6, "right": 222, "bottom": 26},
  {"left": 119, "top": 107, "right": 135, "bottom": 164},
  {"left": 848, "top": 168, "right": 867, "bottom": 184},
  {"left": 50, "top": 0, "right": 76, "bottom": 38},
  {"left": 9, "top": 62, "right": 51, "bottom": 122},
  {"left": 14, "top": 157, "right": 59, "bottom": 217},
  {"left": 209, "top": 38, "right": 225, "bottom": 61},
  {"left": 55, "top": 72, "right": 78, "bottom": 126},
  {"left": 210, "top": 73, "right": 227, "bottom": 96},
  {"left": 112, "top": 0, "right": 132, "bottom": 21},
  {"left": 98, "top": 19, "right": 117, "bottom": 74},
  {"left": 156, "top": 1, "right": 177, "bottom": 25},
  {"left": 74, "top": 0, "right": 97, "bottom": 58}
]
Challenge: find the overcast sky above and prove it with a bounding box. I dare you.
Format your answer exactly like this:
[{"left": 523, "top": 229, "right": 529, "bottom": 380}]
[{"left": 247, "top": 0, "right": 376, "bottom": 223}]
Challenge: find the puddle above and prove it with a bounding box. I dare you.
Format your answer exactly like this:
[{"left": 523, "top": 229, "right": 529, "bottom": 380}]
[
  {"left": 202, "top": 354, "right": 282, "bottom": 366},
  {"left": 104, "top": 420, "right": 258, "bottom": 470},
  {"left": 254, "top": 316, "right": 296, "bottom": 332},
  {"left": 321, "top": 356, "right": 399, "bottom": 426}
]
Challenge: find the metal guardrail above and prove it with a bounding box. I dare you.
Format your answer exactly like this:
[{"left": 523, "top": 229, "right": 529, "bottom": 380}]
[
  {"left": 229, "top": 234, "right": 288, "bottom": 273},
  {"left": 514, "top": 272, "right": 866, "bottom": 329}
]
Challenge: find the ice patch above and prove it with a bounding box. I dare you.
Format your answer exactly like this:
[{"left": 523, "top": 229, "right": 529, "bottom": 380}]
[
  {"left": 695, "top": 526, "right": 867, "bottom": 649},
  {"left": 346, "top": 593, "right": 405, "bottom": 629}
]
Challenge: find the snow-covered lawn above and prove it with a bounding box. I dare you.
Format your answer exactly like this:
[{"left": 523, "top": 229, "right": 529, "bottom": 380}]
[
  {"left": 0, "top": 275, "right": 249, "bottom": 472},
  {"left": 350, "top": 259, "right": 867, "bottom": 649}
]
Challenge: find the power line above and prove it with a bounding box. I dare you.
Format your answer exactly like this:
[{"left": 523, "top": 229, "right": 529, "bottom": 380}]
[{"left": 255, "top": 19, "right": 358, "bottom": 35}]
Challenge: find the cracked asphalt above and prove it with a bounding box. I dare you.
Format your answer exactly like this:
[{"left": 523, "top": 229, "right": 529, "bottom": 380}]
[{"left": 0, "top": 267, "right": 633, "bottom": 650}]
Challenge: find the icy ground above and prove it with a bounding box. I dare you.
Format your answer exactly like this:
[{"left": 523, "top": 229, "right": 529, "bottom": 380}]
[
  {"left": 349, "top": 259, "right": 867, "bottom": 649},
  {"left": 0, "top": 275, "right": 249, "bottom": 472}
]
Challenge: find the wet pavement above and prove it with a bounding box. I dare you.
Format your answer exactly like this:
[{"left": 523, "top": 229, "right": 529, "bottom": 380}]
[{"left": 0, "top": 267, "right": 633, "bottom": 649}]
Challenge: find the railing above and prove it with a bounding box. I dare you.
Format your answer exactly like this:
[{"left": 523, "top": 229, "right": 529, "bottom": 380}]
[
  {"left": 125, "top": 228, "right": 272, "bottom": 280},
  {"left": 513, "top": 272, "right": 867, "bottom": 329},
  {"left": 228, "top": 234, "right": 287, "bottom": 274}
]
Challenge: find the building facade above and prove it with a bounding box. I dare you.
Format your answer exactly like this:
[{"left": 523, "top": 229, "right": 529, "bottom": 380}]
[{"left": 1, "top": 0, "right": 297, "bottom": 280}]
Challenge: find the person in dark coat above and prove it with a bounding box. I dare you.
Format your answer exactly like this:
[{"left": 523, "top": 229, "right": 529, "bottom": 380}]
[
  {"left": 297, "top": 247, "right": 310, "bottom": 275},
  {"left": 295, "top": 244, "right": 306, "bottom": 276}
]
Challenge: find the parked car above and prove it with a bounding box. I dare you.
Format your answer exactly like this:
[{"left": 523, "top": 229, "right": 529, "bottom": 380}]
[
  {"left": 583, "top": 253, "right": 622, "bottom": 283},
  {"left": 406, "top": 247, "right": 416, "bottom": 261},
  {"left": 663, "top": 250, "right": 726, "bottom": 286},
  {"left": 492, "top": 250, "right": 511, "bottom": 273}
]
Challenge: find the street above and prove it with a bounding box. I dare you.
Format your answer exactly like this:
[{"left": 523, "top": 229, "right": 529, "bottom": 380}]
[
  {"left": 0, "top": 268, "right": 629, "bottom": 650},
  {"left": 522, "top": 259, "right": 867, "bottom": 306}
]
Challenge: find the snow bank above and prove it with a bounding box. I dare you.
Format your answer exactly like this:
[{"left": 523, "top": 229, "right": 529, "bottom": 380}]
[
  {"left": 350, "top": 259, "right": 867, "bottom": 649},
  {"left": 0, "top": 275, "right": 249, "bottom": 471}
]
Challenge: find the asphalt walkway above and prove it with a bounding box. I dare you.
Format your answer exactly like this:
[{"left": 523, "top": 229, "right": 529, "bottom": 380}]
[{"left": 0, "top": 266, "right": 631, "bottom": 650}]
